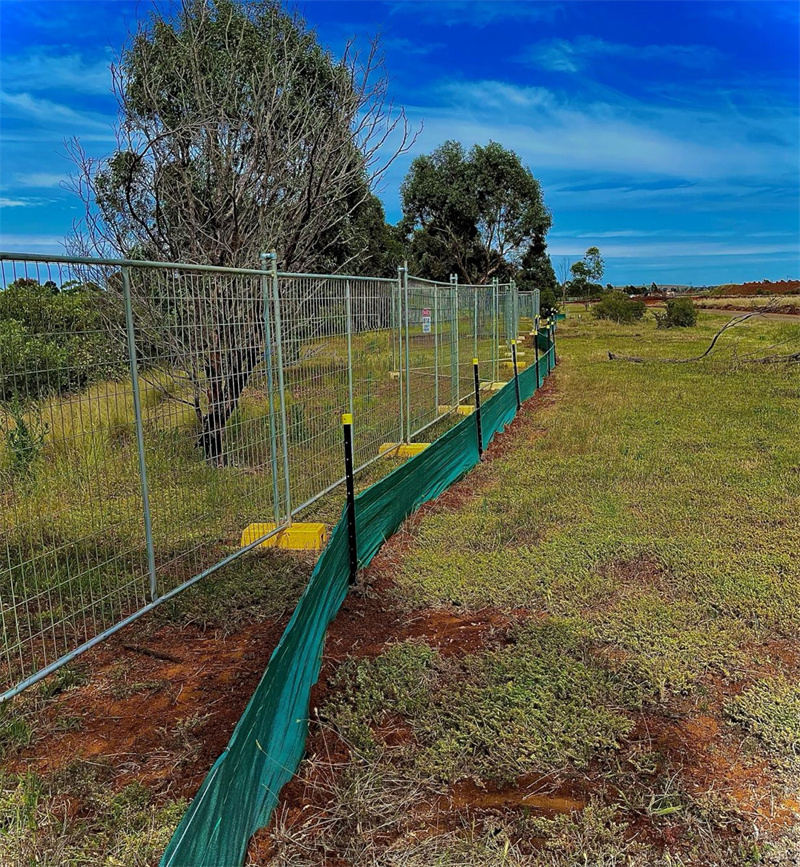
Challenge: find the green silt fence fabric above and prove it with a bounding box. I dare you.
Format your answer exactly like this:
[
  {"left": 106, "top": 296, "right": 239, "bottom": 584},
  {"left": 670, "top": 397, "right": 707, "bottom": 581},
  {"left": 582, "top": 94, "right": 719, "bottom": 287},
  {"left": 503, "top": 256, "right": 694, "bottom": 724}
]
[{"left": 161, "top": 335, "right": 554, "bottom": 867}]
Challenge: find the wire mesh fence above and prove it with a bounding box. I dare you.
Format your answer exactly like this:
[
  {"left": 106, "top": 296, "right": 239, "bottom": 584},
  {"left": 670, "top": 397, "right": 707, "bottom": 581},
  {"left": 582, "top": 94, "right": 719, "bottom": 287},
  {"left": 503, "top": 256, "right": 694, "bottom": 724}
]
[{"left": 0, "top": 251, "right": 538, "bottom": 700}]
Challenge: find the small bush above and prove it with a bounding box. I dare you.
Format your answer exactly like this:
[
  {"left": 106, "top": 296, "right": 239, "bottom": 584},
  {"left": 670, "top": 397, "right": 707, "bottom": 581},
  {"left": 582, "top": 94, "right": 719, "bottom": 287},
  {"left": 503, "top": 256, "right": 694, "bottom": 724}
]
[
  {"left": 655, "top": 297, "right": 697, "bottom": 329},
  {"left": 591, "top": 292, "right": 646, "bottom": 324},
  {"left": 539, "top": 287, "right": 560, "bottom": 319},
  {"left": 1, "top": 399, "right": 48, "bottom": 477}
]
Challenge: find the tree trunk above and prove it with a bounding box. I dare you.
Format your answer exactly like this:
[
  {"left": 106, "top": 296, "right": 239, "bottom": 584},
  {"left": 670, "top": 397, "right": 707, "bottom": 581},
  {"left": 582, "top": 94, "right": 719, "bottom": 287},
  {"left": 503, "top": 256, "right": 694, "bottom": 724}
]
[{"left": 197, "top": 341, "right": 262, "bottom": 465}]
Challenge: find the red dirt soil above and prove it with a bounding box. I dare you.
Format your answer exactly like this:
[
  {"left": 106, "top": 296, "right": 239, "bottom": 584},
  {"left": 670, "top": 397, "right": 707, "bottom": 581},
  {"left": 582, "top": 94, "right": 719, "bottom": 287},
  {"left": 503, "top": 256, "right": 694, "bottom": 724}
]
[{"left": 714, "top": 280, "right": 800, "bottom": 296}]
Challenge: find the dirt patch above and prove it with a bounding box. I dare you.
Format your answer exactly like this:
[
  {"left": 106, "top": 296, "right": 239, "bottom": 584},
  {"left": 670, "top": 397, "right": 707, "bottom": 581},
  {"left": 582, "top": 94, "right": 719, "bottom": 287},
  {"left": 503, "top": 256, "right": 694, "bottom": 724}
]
[
  {"left": 713, "top": 280, "right": 800, "bottom": 296},
  {"left": 8, "top": 614, "right": 292, "bottom": 799}
]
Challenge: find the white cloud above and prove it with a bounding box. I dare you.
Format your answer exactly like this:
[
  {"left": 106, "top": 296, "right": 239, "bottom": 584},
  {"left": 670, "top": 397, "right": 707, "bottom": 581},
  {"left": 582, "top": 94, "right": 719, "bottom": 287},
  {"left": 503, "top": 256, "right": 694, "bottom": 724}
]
[
  {"left": 0, "top": 198, "right": 33, "bottom": 208},
  {"left": 0, "top": 50, "right": 113, "bottom": 96},
  {"left": 545, "top": 238, "right": 800, "bottom": 260},
  {"left": 14, "top": 172, "right": 67, "bottom": 189},
  {"left": 522, "top": 36, "right": 723, "bottom": 74},
  {"left": 0, "top": 90, "right": 112, "bottom": 132},
  {"left": 389, "top": 1, "right": 562, "bottom": 28},
  {"left": 405, "top": 79, "right": 799, "bottom": 187},
  {"left": 0, "top": 234, "right": 66, "bottom": 252}
]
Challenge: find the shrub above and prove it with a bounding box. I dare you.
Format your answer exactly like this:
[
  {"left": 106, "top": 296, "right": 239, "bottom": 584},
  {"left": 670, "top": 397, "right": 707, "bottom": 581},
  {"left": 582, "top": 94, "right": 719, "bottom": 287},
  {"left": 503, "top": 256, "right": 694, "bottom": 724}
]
[
  {"left": 0, "top": 278, "right": 125, "bottom": 401},
  {"left": 0, "top": 399, "right": 49, "bottom": 477},
  {"left": 655, "top": 297, "right": 697, "bottom": 329},
  {"left": 540, "top": 287, "right": 560, "bottom": 319},
  {"left": 591, "top": 292, "right": 646, "bottom": 324}
]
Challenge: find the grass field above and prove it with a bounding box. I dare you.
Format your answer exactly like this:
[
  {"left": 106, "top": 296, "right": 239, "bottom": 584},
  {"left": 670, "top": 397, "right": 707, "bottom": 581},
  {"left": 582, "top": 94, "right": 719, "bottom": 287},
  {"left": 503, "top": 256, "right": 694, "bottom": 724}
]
[
  {"left": 1, "top": 307, "right": 798, "bottom": 865},
  {"left": 261, "top": 309, "right": 800, "bottom": 865}
]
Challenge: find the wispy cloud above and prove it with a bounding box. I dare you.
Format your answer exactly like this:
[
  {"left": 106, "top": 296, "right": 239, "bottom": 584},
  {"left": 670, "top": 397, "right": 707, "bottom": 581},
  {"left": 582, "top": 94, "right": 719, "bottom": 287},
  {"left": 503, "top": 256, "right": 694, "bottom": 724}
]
[
  {"left": 522, "top": 36, "right": 724, "bottom": 74},
  {"left": 13, "top": 172, "right": 68, "bottom": 189},
  {"left": 0, "top": 234, "right": 67, "bottom": 252},
  {"left": 546, "top": 238, "right": 800, "bottom": 260},
  {"left": 0, "top": 50, "right": 113, "bottom": 96},
  {"left": 0, "top": 90, "right": 112, "bottom": 132},
  {"left": 407, "top": 79, "right": 799, "bottom": 187},
  {"left": 389, "top": 1, "right": 563, "bottom": 28},
  {"left": 383, "top": 36, "right": 444, "bottom": 56}
]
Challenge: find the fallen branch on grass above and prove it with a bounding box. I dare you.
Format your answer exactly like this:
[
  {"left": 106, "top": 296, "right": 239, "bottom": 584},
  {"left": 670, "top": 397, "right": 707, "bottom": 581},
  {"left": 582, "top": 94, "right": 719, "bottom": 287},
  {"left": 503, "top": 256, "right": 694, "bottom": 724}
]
[{"left": 608, "top": 309, "right": 799, "bottom": 364}]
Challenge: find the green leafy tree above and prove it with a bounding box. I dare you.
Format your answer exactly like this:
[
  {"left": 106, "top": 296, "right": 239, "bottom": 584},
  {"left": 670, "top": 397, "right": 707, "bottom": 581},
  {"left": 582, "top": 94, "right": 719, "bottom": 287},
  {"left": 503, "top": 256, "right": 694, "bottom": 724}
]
[
  {"left": 400, "top": 140, "right": 552, "bottom": 284},
  {"left": 0, "top": 279, "right": 125, "bottom": 402},
  {"left": 569, "top": 246, "right": 605, "bottom": 306}
]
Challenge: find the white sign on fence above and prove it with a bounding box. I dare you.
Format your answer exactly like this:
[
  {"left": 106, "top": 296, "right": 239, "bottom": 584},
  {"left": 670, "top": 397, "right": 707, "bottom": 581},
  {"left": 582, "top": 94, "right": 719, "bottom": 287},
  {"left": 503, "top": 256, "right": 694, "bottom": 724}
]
[{"left": 422, "top": 308, "right": 431, "bottom": 334}]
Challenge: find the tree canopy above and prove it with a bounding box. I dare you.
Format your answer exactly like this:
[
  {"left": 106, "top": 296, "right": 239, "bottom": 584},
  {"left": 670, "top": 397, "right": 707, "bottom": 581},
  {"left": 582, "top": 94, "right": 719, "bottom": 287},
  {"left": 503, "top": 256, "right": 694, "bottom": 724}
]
[
  {"left": 399, "top": 140, "right": 553, "bottom": 284},
  {"left": 71, "top": 0, "right": 411, "bottom": 272}
]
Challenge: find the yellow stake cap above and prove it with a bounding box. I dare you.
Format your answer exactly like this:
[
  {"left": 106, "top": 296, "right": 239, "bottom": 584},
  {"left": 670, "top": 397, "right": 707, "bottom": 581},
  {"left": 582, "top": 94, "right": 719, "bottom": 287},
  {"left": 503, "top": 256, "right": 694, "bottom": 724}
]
[
  {"left": 472, "top": 357, "right": 479, "bottom": 365},
  {"left": 511, "top": 339, "right": 516, "bottom": 345},
  {"left": 342, "top": 413, "right": 353, "bottom": 425}
]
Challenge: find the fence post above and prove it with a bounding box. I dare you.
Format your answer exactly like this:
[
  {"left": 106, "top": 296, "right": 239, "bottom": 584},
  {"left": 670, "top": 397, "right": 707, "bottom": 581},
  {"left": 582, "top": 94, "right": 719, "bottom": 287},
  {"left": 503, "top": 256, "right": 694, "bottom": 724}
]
[
  {"left": 473, "top": 285, "right": 478, "bottom": 361},
  {"left": 492, "top": 278, "right": 499, "bottom": 385},
  {"left": 260, "top": 253, "right": 281, "bottom": 527},
  {"left": 473, "top": 358, "right": 483, "bottom": 458},
  {"left": 551, "top": 320, "right": 557, "bottom": 367},
  {"left": 269, "top": 252, "right": 293, "bottom": 526},
  {"left": 342, "top": 414, "right": 358, "bottom": 583},
  {"left": 534, "top": 324, "right": 541, "bottom": 389},
  {"left": 403, "top": 260, "right": 411, "bottom": 442},
  {"left": 122, "top": 265, "right": 158, "bottom": 603},
  {"left": 511, "top": 339, "right": 521, "bottom": 411},
  {"left": 433, "top": 283, "right": 439, "bottom": 413},
  {"left": 345, "top": 278, "right": 354, "bottom": 420},
  {"left": 450, "top": 273, "right": 459, "bottom": 405},
  {"left": 512, "top": 279, "right": 519, "bottom": 340},
  {"left": 396, "top": 266, "right": 404, "bottom": 445}
]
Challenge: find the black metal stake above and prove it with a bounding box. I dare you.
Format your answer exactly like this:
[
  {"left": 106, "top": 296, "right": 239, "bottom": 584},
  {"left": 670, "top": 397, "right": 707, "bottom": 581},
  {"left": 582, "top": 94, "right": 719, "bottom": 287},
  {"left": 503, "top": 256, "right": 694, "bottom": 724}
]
[
  {"left": 551, "top": 322, "right": 557, "bottom": 367},
  {"left": 511, "top": 339, "right": 521, "bottom": 411},
  {"left": 534, "top": 329, "right": 540, "bottom": 389},
  {"left": 342, "top": 413, "right": 358, "bottom": 583},
  {"left": 472, "top": 358, "right": 483, "bottom": 458}
]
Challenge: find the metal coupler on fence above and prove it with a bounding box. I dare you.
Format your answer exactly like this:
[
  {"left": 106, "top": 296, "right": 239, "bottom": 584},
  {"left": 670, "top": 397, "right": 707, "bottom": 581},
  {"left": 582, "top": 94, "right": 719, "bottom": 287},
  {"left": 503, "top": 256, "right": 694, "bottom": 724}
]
[
  {"left": 511, "top": 339, "right": 521, "bottom": 411},
  {"left": 342, "top": 413, "right": 358, "bottom": 583},
  {"left": 473, "top": 358, "right": 483, "bottom": 458}
]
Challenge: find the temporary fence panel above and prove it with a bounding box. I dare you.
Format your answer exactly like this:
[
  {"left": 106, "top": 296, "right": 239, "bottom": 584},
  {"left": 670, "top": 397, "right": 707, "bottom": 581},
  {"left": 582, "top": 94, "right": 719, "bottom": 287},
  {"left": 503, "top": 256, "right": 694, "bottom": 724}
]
[
  {"left": 404, "top": 276, "right": 443, "bottom": 438},
  {"left": 161, "top": 327, "right": 556, "bottom": 867},
  {"left": 275, "top": 272, "right": 400, "bottom": 513},
  {"left": 0, "top": 251, "right": 538, "bottom": 702},
  {"left": 0, "top": 254, "right": 287, "bottom": 699}
]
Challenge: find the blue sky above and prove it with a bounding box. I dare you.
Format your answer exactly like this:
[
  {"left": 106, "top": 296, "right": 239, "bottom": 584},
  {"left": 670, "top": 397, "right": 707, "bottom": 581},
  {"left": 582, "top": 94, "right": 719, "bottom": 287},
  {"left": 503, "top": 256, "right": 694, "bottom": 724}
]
[{"left": 1, "top": 0, "right": 798, "bottom": 285}]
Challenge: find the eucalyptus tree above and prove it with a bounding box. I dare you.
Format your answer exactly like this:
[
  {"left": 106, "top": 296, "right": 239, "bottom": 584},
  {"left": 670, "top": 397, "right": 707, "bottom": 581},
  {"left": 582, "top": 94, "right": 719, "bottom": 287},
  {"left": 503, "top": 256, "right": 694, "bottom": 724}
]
[
  {"left": 400, "top": 140, "right": 552, "bottom": 285},
  {"left": 69, "top": 0, "right": 413, "bottom": 462}
]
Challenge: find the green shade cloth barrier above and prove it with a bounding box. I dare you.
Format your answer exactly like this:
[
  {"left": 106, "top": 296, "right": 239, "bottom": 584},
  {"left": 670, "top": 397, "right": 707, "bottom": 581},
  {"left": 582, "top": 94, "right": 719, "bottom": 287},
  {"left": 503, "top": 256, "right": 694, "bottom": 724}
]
[{"left": 161, "top": 333, "right": 555, "bottom": 867}]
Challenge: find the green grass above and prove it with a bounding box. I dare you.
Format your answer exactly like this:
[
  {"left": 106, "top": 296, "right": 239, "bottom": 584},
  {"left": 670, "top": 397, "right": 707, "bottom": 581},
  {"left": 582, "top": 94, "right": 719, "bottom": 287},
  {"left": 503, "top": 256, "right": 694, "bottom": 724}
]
[
  {"left": 0, "top": 764, "right": 186, "bottom": 867},
  {"left": 727, "top": 676, "right": 800, "bottom": 760},
  {"left": 270, "top": 309, "right": 800, "bottom": 865}
]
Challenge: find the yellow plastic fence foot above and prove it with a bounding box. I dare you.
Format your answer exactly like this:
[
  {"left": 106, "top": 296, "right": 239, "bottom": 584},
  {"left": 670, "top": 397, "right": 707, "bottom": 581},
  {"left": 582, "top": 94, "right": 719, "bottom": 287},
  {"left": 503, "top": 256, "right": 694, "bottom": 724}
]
[
  {"left": 437, "top": 404, "right": 474, "bottom": 416},
  {"left": 241, "top": 522, "right": 328, "bottom": 552},
  {"left": 389, "top": 370, "right": 400, "bottom": 379},
  {"left": 379, "top": 442, "right": 430, "bottom": 458},
  {"left": 501, "top": 360, "right": 527, "bottom": 370}
]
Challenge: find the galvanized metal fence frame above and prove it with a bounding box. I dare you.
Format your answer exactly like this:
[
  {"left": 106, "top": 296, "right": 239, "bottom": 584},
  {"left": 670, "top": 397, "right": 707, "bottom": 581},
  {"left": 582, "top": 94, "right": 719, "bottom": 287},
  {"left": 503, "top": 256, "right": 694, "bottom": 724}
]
[{"left": 0, "top": 251, "right": 538, "bottom": 701}]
